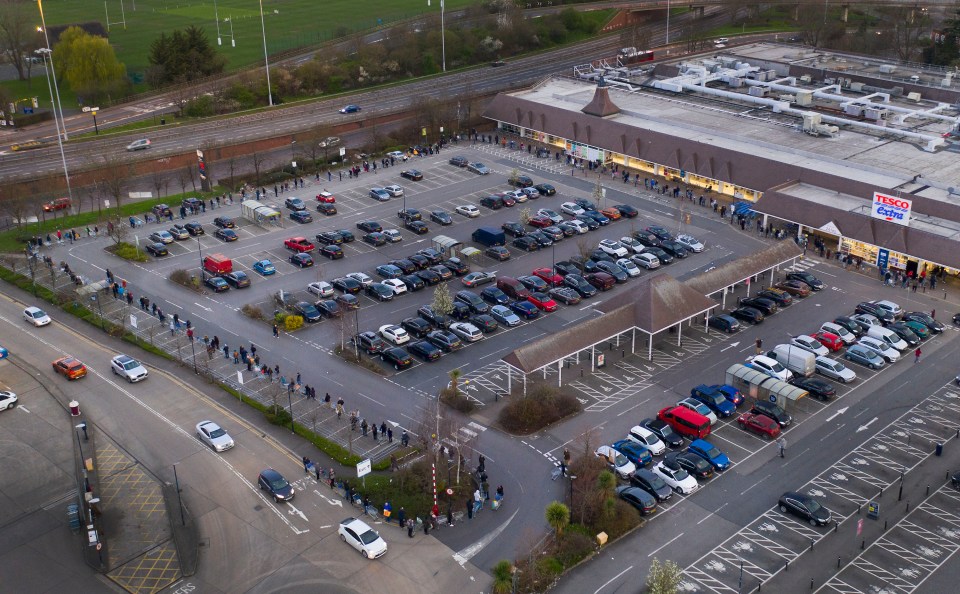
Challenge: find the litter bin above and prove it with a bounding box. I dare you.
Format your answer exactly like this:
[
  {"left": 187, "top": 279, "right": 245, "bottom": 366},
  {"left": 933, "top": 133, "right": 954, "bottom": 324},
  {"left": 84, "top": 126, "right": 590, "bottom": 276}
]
[
  {"left": 936, "top": 443, "right": 943, "bottom": 457},
  {"left": 160, "top": 118, "right": 166, "bottom": 125}
]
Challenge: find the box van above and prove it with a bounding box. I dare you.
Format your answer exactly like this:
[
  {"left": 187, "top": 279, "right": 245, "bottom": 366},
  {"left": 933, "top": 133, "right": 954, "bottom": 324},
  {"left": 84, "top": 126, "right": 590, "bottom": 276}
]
[
  {"left": 866, "top": 326, "right": 908, "bottom": 351},
  {"left": 203, "top": 254, "right": 233, "bottom": 275},
  {"left": 657, "top": 406, "right": 711, "bottom": 439},
  {"left": 472, "top": 226, "right": 505, "bottom": 247},
  {"left": 767, "top": 344, "right": 816, "bottom": 377},
  {"left": 497, "top": 276, "right": 530, "bottom": 300}
]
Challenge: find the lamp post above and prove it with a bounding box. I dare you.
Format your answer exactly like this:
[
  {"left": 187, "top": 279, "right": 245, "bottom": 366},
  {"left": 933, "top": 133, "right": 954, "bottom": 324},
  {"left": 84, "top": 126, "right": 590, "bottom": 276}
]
[
  {"left": 428, "top": 0, "right": 446, "bottom": 72},
  {"left": 286, "top": 388, "right": 295, "bottom": 433},
  {"left": 189, "top": 335, "right": 197, "bottom": 374},
  {"left": 665, "top": 0, "right": 670, "bottom": 45},
  {"left": 35, "top": 1, "right": 67, "bottom": 141},
  {"left": 569, "top": 474, "right": 577, "bottom": 507},
  {"left": 258, "top": 0, "right": 274, "bottom": 107},
  {"left": 34, "top": 47, "right": 73, "bottom": 202}
]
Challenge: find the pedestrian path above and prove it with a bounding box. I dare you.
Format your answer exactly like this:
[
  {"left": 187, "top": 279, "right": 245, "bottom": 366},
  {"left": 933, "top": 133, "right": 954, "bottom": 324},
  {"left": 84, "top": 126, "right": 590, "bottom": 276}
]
[{"left": 472, "top": 143, "right": 570, "bottom": 175}]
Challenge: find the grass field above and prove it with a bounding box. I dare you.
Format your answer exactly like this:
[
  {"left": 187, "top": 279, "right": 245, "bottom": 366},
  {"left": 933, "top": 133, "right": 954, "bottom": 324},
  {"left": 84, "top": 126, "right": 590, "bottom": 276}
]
[{"left": 39, "top": 0, "right": 476, "bottom": 74}]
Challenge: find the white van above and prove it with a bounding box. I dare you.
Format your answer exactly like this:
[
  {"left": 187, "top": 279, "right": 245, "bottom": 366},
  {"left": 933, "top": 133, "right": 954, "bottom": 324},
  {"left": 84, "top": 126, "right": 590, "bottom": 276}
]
[
  {"left": 866, "top": 325, "right": 908, "bottom": 351},
  {"left": 768, "top": 344, "right": 816, "bottom": 377}
]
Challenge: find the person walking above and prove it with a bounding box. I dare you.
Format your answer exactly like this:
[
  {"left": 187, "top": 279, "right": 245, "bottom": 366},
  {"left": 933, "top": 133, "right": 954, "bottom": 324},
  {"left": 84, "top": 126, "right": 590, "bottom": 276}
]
[
  {"left": 387, "top": 428, "right": 393, "bottom": 442},
  {"left": 273, "top": 324, "right": 280, "bottom": 338},
  {"left": 755, "top": 338, "right": 763, "bottom": 356},
  {"left": 303, "top": 456, "right": 312, "bottom": 474},
  {"left": 915, "top": 347, "right": 922, "bottom": 363},
  {"left": 473, "top": 489, "right": 483, "bottom": 514},
  {"left": 777, "top": 437, "right": 786, "bottom": 458}
]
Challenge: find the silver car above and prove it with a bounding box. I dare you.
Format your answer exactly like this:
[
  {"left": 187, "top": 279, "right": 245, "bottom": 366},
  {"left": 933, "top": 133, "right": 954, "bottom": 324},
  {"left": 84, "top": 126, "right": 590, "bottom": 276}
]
[
  {"left": 449, "top": 322, "right": 483, "bottom": 342},
  {"left": 467, "top": 162, "right": 490, "bottom": 175},
  {"left": 111, "top": 354, "right": 148, "bottom": 383},
  {"left": 196, "top": 420, "right": 235, "bottom": 452},
  {"left": 815, "top": 356, "right": 856, "bottom": 383}
]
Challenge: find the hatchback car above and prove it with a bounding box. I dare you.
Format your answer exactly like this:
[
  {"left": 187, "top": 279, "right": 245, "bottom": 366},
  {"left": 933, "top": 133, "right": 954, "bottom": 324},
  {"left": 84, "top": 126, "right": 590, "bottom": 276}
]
[
  {"left": 730, "top": 307, "right": 764, "bottom": 325},
  {"left": 205, "top": 276, "right": 229, "bottom": 292},
  {"left": 510, "top": 300, "right": 540, "bottom": 320},
  {"left": 816, "top": 356, "right": 856, "bottom": 383},
  {"left": 196, "top": 420, "right": 235, "bottom": 452},
  {"left": 844, "top": 344, "right": 885, "bottom": 370},
  {"left": 449, "top": 322, "right": 483, "bottom": 343},
  {"left": 146, "top": 243, "right": 169, "bottom": 257},
  {"left": 485, "top": 246, "right": 512, "bottom": 261},
  {"left": 253, "top": 260, "right": 276, "bottom": 276},
  {"left": 379, "top": 325, "right": 410, "bottom": 345},
  {"left": 748, "top": 354, "right": 793, "bottom": 382},
  {"left": 224, "top": 271, "right": 251, "bottom": 288},
  {"left": 774, "top": 280, "right": 811, "bottom": 297},
  {"left": 708, "top": 314, "right": 741, "bottom": 333},
  {"left": 149, "top": 230, "right": 174, "bottom": 244},
  {"left": 811, "top": 331, "right": 844, "bottom": 352},
  {"left": 549, "top": 287, "right": 582, "bottom": 305},
  {"left": 612, "top": 439, "right": 653, "bottom": 468},
  {"left": 381, "top": 347, "right": 413, "bottom": 370},
  {"left": 630, "top": 469, "right": 672, "bottom": 501},
  {"left": 653, "top": 460, "right": 699, "bottom": 495},
  {"left": 408, "top": 340, "right": 443, "bottom": 362},
  {"left": 215, "top": 228, "right": 238, "bottom": 242},
  {"left": 857, "top": 336, "right": 900, "bottom": 362},
  {"left": 426, "top": 331, "right": 463, "bottom": 352},
  {"left": 467, "top": 162, "right": 490, "bottom": 175},
  {"left": 289, "top": 253, "right": 314, "bottom": 268},
  {"left": 855, "top": 302, "right": 895, "bottom": 323},
  {"left": 688, "top": 439, "right": 730, "bottom": 471},
  {"left": 737, "top": 412, "right": 781, "bottom": 440},
  {"left": 401, "top": 317, "right": 433, "bottom": 339},
  {"left": 750, "top": 400, "right": 792, "bottom": 427},
  {"left": 779, "top": 492, "right": 831, "bottom": 526},
  {"left": 786, "top": 271, "right": 824, "bottom": 291},
  {"left": 790, "top": 376, "right": 836, "bottom": 400},
  {"left": 490, "top": 305, "right": 522, "bottom": 327},
  {"left": 791, "top": 334, "right": 829, "bottom": 357},
  {"left": 665, "top": 451, "right": 713, "bottom": 480},
  {"left": 689, "top": 385, "right": 736, "bottom": 418},
  {"left": 640, "top": 418, "right": 684, "bottom": 449},
  {"left": 258, "top": 468, "right": 295, "bottom": 502},
  {"left": 627, "top": 425, "right": 667, "bottom": 455},
  {"left": 902, "top": 311, "right": 944, "bottom": 333},
  {"left": 52, "top": 356, "right": 87, "bottom": 380},
  {"left": 617, "top": 485, "right": 658, "bottom": 515},
  {"left": 357, "top": 220, "right": 383, "bottom": 233},
  {"left": 455, "top": 204, "right": 481, "bottom": 218},
  {"left": 320, "top": 245, "right": 345, "bottom": 260},
  {"left": 678, "top": 398, "right": 718, "bottom": 425}
]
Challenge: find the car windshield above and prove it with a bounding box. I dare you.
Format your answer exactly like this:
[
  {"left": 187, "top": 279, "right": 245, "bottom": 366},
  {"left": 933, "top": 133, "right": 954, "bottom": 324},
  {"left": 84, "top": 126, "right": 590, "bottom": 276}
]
[
  {"left": 209, "top": 427, "right": 226, "bottom": 438},
  {"left": 123, "top": 360, "right": 140, "bottom": 370},
  {"left": 270, "top": 477, "right": 289, "bottom": 490},
  {"left": 770, "top": 361, "right": 785, "bottom": 373},
  {"left": 649, "top": 474, "right": 667, "bottom": 489},
  {"left": 805, "top": 499, "right": 823, "bottom": 513},
  {"left": 614, "top": 453, "right": 628, "bottom": 466},
  {"left": 359, "top": 529, "right": 380, "bottom": 545},
  {"left": 673, "top": 467, "right": 690, "bottom": 481},
  {"left": 32, "top": 310, "right": 46, "bottom": 318}
]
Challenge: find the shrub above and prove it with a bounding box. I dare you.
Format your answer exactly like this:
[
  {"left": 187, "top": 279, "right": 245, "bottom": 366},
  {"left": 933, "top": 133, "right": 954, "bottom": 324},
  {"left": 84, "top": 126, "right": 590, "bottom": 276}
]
[
  {"left": 498, "top": 385, "right": 581, "bottom": 434},
  {"left": 274, "top": 312, "right": 288, "bottom": 324},
  {"left": 554, "top": 531, "right": 595, "bottom": 567},
  {"left": 440, "top": 387, "right": 476, "bottom": 413},
  {"left": 284, "top": 315, "right": 304, "bottom": 331},
  {"left": 596, "top": 499, "right": 642, "bottom": 539},
  {"left": 536, "top": 556, "right": 563, "bottom": 579},
  {"left": 169, "top": 269, "right": 202, "bottom": 292},
  {"left": 333, "top": 345, "right": 386, "bottom": 375},
  {"left": 109, "top": 242, "right": 149, "bottom": 262},
  {"left": 264, "top": 404, "right": 292, "bottom": 426},
  {"left": 241, "top": 303, "right": 265, "bottom": 320}
]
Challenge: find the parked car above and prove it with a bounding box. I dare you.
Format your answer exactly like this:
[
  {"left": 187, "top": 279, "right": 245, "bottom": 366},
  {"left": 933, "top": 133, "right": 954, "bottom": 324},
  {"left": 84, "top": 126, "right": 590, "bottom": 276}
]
[
  {"left": 708, "top": 314, "right": 741, "bottom": 333},
  {"left": 612, "top": 439, "right": 653, "bottom": 468},
  {"left": 789, "top": 376, "right": 836, "bottom": 400},
  {"left": 786, "top": 271, "right": 824, "bottom": 291},
  {"left": 815, "top": 356, "right": 857, "bottom": 383},
  {"left": 653, "top": 460, "right": 699, "bottom": 495},
  {"left": 737, "top": 412, "right": 781, "bottom": 440},
  {"left": 616, "top": 485, "right": 658, "bottom": 515},
  {"left": 640, "top": 418, "right": 684, "bottom": 449},
  {"left": 381, "top": 347, "right": 413, "bottom": 370},
  {"left": 730, "top": 307, "right": 764, "bottom": 324},
  {"left": 687, "top": 439, "right": 730, "bottom": 471},
  {"left": 629, "top": 469, "right": 672, "bottom": 501},
  {"left": 844, "top": 344, "right": 886, "bottom": 370},
  {"left": 779, "top": 492, "right": 832, "bottom": 526},
  {"left": 750, "top": 400, "right": 792, "bottom": 427},
  {"left": 748, "top": 354, "right": 793, "bottom": 381}
]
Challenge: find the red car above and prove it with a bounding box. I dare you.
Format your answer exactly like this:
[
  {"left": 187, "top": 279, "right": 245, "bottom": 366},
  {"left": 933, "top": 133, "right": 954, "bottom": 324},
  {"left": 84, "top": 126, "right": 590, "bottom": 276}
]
[
  {"left": 737, "top": 412, "right": 781, "bottom": 439},
  {"left": 527, "top": 215, "right": 553, "bottom": 228},
  {"left": 811, "top": 331, "right": 843, "bottom": 352},
  {"left": 284, "top": 237, "right": 315, "bottom": 253},
  {"left": 500, "top": 193, "right": 517, "bottom": 207},
  {"left": 527, "top": 292, "right": 558, "bottom": 312},
  {"left": 600, "top": 207, "right": 622, "bottom": 221},
  {"left": 316, "top": 191, "right": 336, "bottom": 203},
  {"left": 532, "top": 267, "right": 564, "bottom": 286}
]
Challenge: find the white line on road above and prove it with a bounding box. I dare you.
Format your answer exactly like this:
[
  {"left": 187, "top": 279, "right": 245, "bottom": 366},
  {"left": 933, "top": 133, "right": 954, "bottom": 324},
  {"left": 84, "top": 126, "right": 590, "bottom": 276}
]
[
  {"left": 647, "top": 531, "right": 685, "bottom": 558},
  {"left": 194, "top": 302, "right": 212, "bottom": 312},
  {"left": 593, "top": 565, "right": 635, "bottom": 594},
  {"left": 739, "top": 473, "right": 771, "bottom": 496},
  {"left": 454, "top": 508, "right": 519, "bottom": 563}
]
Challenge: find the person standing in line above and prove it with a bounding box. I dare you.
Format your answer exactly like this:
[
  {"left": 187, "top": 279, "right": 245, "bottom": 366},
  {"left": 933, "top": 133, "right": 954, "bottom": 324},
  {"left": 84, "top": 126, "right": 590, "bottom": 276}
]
[
  {"left": 755, "top": 338, "right": 763, "bottom": 356},
  {"left": 397, "top": 507, "right": 406, "bottom": 530},
  {"left": 407, "top": 518, "right": 415, "bottom": 537}
]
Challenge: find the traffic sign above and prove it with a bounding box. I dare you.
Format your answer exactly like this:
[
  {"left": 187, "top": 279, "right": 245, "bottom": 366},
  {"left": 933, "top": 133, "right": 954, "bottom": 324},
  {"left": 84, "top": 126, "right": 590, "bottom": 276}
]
[{"left": 357, "top": 458, "right": 371, "bottom": 478}]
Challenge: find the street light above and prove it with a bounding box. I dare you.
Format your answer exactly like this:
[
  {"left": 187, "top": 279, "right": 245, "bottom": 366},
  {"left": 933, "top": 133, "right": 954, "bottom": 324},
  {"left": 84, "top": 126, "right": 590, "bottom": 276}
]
[
  {"left": 258, "top": 0, "right": 274, "bottom": 107},
  {"left": 428, "top": 0, "right": 446, "bottom": 72},
  {"left": 33, "top": 47, "right": 72, "bottom": 202},
  {"left": 35, "top": 1, "right": 67, "bottom": 141}
]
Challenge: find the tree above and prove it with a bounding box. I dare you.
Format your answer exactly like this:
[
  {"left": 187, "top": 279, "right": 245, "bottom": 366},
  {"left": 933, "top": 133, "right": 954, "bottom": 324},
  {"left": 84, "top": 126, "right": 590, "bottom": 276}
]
[
  {"left": 0, "top": 0, "right": 40, "bottom": 81},
  {"left": 147, "top": 26, "right": 226, "bottom": 87},
  {"left": 646, "top": 558, "right": 683, "bottom": 594},
  {"left": 432, "top": 282, "right": 454, "bottom": 317},
  {"left": 491, "top": 560, "right": 514, "bottom": 594},
  {"left": 544, "top": 501, "right": 570, "bottom": 539},
  {"left": 52, "top": 27, "right": 128, "bottom": 103},
  {"left": 251, "top": 152, "right": 266, "bottom": 187},
  {"left": 592, "top": 176, "right": 605, "bottom": 209}
]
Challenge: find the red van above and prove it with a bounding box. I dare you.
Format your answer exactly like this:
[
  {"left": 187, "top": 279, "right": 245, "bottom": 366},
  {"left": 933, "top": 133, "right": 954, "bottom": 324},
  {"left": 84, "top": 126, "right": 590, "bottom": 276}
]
[
  {"left": 203, "top": 254, "right": 233, "bottom": 275},
  {"left": 657, "top": 406, "right": 711, "bottom": 439}
]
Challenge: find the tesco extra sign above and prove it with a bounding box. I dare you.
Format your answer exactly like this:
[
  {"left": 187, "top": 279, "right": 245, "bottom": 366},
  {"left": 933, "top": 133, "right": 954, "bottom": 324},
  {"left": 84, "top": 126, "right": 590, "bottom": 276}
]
[{"left": 871, "top": 192, "right": 912, "bottom": 227}]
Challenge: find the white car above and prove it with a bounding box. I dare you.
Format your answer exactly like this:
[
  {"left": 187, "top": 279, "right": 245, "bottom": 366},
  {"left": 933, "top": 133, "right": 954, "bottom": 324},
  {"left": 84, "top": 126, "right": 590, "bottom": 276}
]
[
  {"left": 537, "top": 209, "right": 563, "bottom": 224},
  {"left": 111, "top": 354, "right": 149, "bottom": 383},
  {"left": 620, "top": 237, "right": 645, "bottom": 254},
  {"left": 566, "top": 220, "right": 590, "bottom": 234},
  {"left": 505, "top": 190, "right": 526, "bottom": 203},
  {"left": 857, "top": 336, "right": 901, "bottom": 362},
  {"left": 379, "top": 325, "right": 410, "bottom": 345},
  {"left": 384, "top": 185, "right": 404, "bottom": 197},
  {"left": 196, "top": 420, "right": 235, "bottom": 452},
  {"left": 851, "top": 313, "right": 881, "bottom": 329},
  {"left": 561, "top": 202, "right": 585, "bottom": 216},
  {"left": 449, "top": 322, "right": 483, "bottom": 342},
  {"left": 617, "top": 258, "right": 641, "bottom": 277},
  {"left": 346, "top": 272, "right": 374, "bottom": 288},
  {"left": 23, "top": 306, "right": 51, "bottom": 327},
  {"left": 678, "top": 398, "right": 719, "bottom": 425},
  {"left": 382, "top": 279, "right": 408, "bottom": 296},
  {"left": 748, "top": 354, "right": 794, "bottom": 382},
  {"left": 386, "top": 150, "right": 407, "bottom": 162},
  {"left": 595, "top": 445, "right": 636, "bottom": 479},
  {"left": 382, "top": 229, "right": 403, "bottom": 243},
  {"left": 308, "top": 281, "right": 335, "bottom": 298},
  {"left": 870, "top": 300, "right": 903, "bottom": 319},
  {"left": 820, "top": 322, "right": 855, "bottom": 345},
  {"left": 815, "top": 356, "right": 857, "bottom": 383},
  {"left": 0, "top": 390, "right": 18, "bottom": 411},
  {"left": 598, "top": 239, "right": 628, "bottom": 258},
  {"left": 521, "top": 187, "right": 539, "bottom": 200},
  {"left": 653, "top": 461, "right": 699, "bottom": 495},
  {"left": 627, "top": 425, "right": 666, "bottom": 455},
  {"left": 126, "top": 138, "right": 151, "bottom": 151},
  {"left": 455, "top": 204, "right": 481, "bottom": 218},
  {"left": 676, "top": 234, "right": 705, "bottom": 253},
  {"left": 632, "top": 253, "right": 660, "bottom": 269},
  {"left": 790, "top": 335, "right": 829, "bottom": 357},
  {"left": 339, "top": 517, "right": 388, "bottom": 559}
]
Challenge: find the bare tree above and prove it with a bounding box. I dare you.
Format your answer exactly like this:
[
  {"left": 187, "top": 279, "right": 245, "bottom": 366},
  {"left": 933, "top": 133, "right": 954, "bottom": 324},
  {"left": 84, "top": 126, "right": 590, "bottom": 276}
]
[
  {"left": 886, "top": 7, "right": 930, "bottom": 61},
  {"left": 4, "top": 196, "right": 30, "bottom": 230},
  {"left": 151, "top": 170, "right": 164, "bottom": 200},
  {"left": 177, "top": 170, "right": 189, "bottom": 198},
  {"left": 98, "top": 155, "right": 131, "bottom": 213},
  {"left": 227, "top": 157, "right": 237, "bottom": 191},
  {"left": 251, "top": 152, "right": 266, "bottom": 187},
  {"left": 184, "top": 164, "right": 198, "bottom": 193},
  {"left": 0, "top": 0, "right": 40, "bottom": 81}
]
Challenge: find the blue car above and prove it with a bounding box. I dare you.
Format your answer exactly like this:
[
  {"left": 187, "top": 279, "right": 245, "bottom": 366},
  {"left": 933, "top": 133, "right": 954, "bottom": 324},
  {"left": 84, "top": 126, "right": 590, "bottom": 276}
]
[
  {"left": 510, "top": 300, "right": 540, "bottom": 320},
  {"left": 690, "top": 385, "right": 737, "bottom": 418},
  {"left": 582, "top": 210, "right": 611, "bottom": 226},
  {"left": 713, "top": 384, "right": 744, "bottom": 407},
  {"left": 339, "top": 104, "right": 361, "bottom": 114},
  {"left": 376, "top": 264, "right": 403, "bottom": 279},
  {"left": 489, "top": 305, "right": 521, "bottom": 327},
  {"left": 0, "top": 344, "right": 8, "bottom": 359},
  {"left": 688, "top": 439, "right": 730, "bottom": 471},
  {"left": 253, "top": 259, "right": 276, "bottom": 276},
  {"left": 612, "top": 439, "right": 653, "bottom": 468}
]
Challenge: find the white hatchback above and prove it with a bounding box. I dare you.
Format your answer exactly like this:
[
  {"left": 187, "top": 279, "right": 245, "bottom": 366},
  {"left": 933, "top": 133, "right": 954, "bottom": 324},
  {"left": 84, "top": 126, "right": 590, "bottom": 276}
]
[
  {"left": 384, "top": 185, "right": 404, "bottom": 197},
  {"left": 653, "top": 461, "right": 699, "bottom": 495},
  {"left": 627, "top": 425, "right": 666, "bottom": 455},
  {"left": 790, "top": 335, "right": 828, "bottom": 357},
  {"left": 455, "top": 204, "right": 481, "bottom": 218},
  {"left": 748, "top": 354, "right": 794, "bottom": 382},
  {"left": 561, "top": 202, "right": 585, "bottom": 216},
  {"left": 23, "top": 306, "right": 51, "bottom": 327},
  {"left": 595, "top": 445, "right": 636, "bottom": 479},
  {"left": 339, "top": 517, "right": 388, "bottom": 559},
  {"left": 382, "top": 279, "right": 408, "bottom": 296},
  {"left": 308, "top": 281, "right": 334, "bottom": 298},
  {"left": 379, "top": 325, "right": 410, "bottom": 345},
  {"left": 617, "top": 258, "right": 641, "bottom": 277}
]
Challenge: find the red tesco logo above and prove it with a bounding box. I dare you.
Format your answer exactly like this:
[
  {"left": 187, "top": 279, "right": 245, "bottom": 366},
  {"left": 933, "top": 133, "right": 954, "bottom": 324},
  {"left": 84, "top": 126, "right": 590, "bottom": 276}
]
[{"left": 875, "top": 195, "right": 910, "bottom": 209}]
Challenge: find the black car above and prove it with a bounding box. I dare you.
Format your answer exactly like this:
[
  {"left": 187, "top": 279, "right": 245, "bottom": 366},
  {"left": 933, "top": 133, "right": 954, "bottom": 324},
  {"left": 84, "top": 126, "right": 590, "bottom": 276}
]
[
  {"left": 400, "top": 274, "right": 426, "bottom": 292},
  {"left": 855, "top": 302, "right": 895, "bottom": 323},
  {"left": 534, "top": 183, "right": 556, "bottom": 196},
  {"left": 527, "top": 231, "right": 554, "bottom": 247},
  {"left": 646, "top": 225, "right": 673, "bottom": 241},
  {"left": 406, "top": 220, "right": 430, "bottom": 234},
  {"left": 449, "top": 156, "right": 469, "bottom": 167},
  {"left": 564, "top": 274, "right": 598, "bottom": 298},
  {"left": 456, "top": 291, "right": 490, "bottom": 314},
  {"left": 449, "top": 302, "right": 471, "bottom": 321},
  {"left": 316, "top": 300, "right": 342, "bottom": 318},
  {"left": 887, "top": 322, "right": 920, "bottom": 347},
  {"left": 730, "top": 307, "right": 764, "bottom": 324},
  {"left": 470, "top": 314, "right": 499, "bottom": 333},
  {"left": 595, "top": 261, "right": 628, "bottom": 283},
  {"left": 408, "top": 340, "right": 443, "bottom": 361},
  {"left": 554, "top": 261, "right": 580, "bottom": 277},
  {"left": 320, "top": 245, "right": 344, "bottom": 259},
  {"left": 333, "top": 277, "right": 362, "bottom": 294},
  {"left": 418, "top": 305, "right": 450, "bottom": 329},
  {"left": 541, "top": 226, "right": 565, "bottom": 242},
  {"left": 574, "top": 199, "right": 598, "bottom": 211},
  {"left": 616, "top": 485, "right": 657, "bottom": 516},
  {"left": 365, "top": 283, "right": 394, "bottom": 301},
  {"left": 213, "top": 216, "right": 235, "bottom": 229},
  {"left": 353, "top": 331, "right": 385, "bottom": 355},
  {"left": 416, "top": 269, "right": 441, "bottom": 285},
  {"left": 481, "top": 286, "right": 511, "bottom": 306},
  {"left": 400, "top": 169, "right": 423, "bottom": 181},
  {"left": 509, "top": 174, "right": 534, "bottom": 188},
  {"left": 757, "top": 289, "right": 793, "bottom": 307},
  {"left": 381, "top": 347, "right": 413, "bottom": 370},
  {"left": 418, "top": 248, "right": 443, "bottom": 265},
  {"left": 145, "top": 242, "right": 168, "bottom": 257},
  {"left": 832, "top": 316, "right": 864, "bottom": 337},
  {"left": 316, "top": 203, "right": 337, "bottom": 216},
  {"left": 426, "top": 330, "right": 463, "bottom": 352},
  {"left": 184, "top": 221, "right": 205, "bottom": 236},
  {"left": 335, "top": 294, "right": 360, "bottom": 310},
  {"left": 903, "top": 311, "right": 944, "bottom": 333},
  {"left": 293, "top": 301, "right": 322, "bottom": 323},
  {"left": 642, "top": 247, "right": 673, "bottom": 265},
  {"left": 517, "top": 276, "right": 548, "bottom": 292},
  {"left": 429, "top": 265, "right": 454, "bottom": 281},
  {"left": 363, "top": 232, "right": 387, "bottom": 247},
  {"left": 751, "top": 400, "right": 792, "bottom": 427},
  {"left": 790, "top": 376, "right": 836, "bottom": 401},
  {"left": 224, "top": 271, "right": 251, "bottom": 288},
  {"left": 708, "top": 315, "right": 741, "bottom": 333},
  {"left": 665, "top": 452, "right": 713, "bottom": 480},
  {"left": 398, "top": 208, "right": 422, "bottom": 222},
  {"left": 317, "top": 231, "right": 343, "bottom": 245},
  {"left": 387, "top": 259, "right": 416, "bottom": 275},
  {"left": 442, "top": 258, "right": 469, "bottom": 276},
  {"left": 786, "top": 271, "right": 824, "bottom": 291},
  {"left": 335, "top": 229, "right": 355, "bottom": 243},
  {"left": 739, "top": 297, "right": 778, "bottom": 316},
  {"left": 402, "top": 317, "right": 433, "bottom": 338},
  {"left": 641, "top": 418, "right": 685, "bottom": 448},
  {"left": 633, "top": 231, "right": 661, "bottom": 247},
  {"left": 290, "top": 210, "right": 313, "bottom": 224},
  {"left": 258, "top": 468, "right": 295, "bottom": 502},
  {"left": 430, "top": 210, "right": 453, "bottom": 225},
  {"left": 779, "top": 492, "right": 831, "bottom": 526},
  {"left": 407, "top": 254, "right": 430, "bottom": 269},
  {"left": 613, "top": 204, "right": 638, "bottom": 218},
  {"left": 357, "top": 220, "right": 383, "bottom": 233},
  {"left": 556, "top": 222, "right": 579, "bottom": 236},
  {"left": 215, "top": 228, "right": 238, "bottom": 242},
  {"left": 549, "top": 287, "right": 582, "bottom": 305},
  {"left": 480, "top": 196, "right": 504, "bottom": 210},
  {"left": 513, "top": 236, "right": 540, "bottom": 252},
  {"left": 289, "top": 253, "right": 314, "bottom": 268},
  {"left": 575, "top": 214, "right": 600, "bottom": 230},
  {"left": 630, "top": 469, "right": 672, "bottom": 502},
  {"left": 502, "top": 222, "right": 526, "bottom": 237}
]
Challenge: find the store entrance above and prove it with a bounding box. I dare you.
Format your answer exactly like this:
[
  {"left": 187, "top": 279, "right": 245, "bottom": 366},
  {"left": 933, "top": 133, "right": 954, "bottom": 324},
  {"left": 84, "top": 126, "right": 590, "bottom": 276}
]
[{"left": 906, "top": 259, "right": 919, "bottom": 277}]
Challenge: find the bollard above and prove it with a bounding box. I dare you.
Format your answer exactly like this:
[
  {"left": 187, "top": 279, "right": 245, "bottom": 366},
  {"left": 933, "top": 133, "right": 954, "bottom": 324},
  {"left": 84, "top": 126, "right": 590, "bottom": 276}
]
[
  {"left": 879, "top": 486, "right": 883, "bottom": 497},
  {"left": 580, "top": 369, "right": 584, "bottom": 377},
  {"left": 810, "top": 539, "right": 814, "bottom": 551},
  {"left": 785, "top": 560, "right": 789, "bottom": 571},
  {"left": 622, "top": 349, "right": 625, "bottom": 358},
  {"left": 927, "top": 485, "right": 930, "bottom": 496},
  {"left": 884, "top": 520, "right": 888, "bottom": 531},
  {"left": 837, "top": 556, "right": 841, "bottom": 569},
  {"left": 899, "top": 483, "right": 903, "bottom": 501},
  {"left": 810, "top": 578, "right": 814, "bottom": 590},
  {"left": 861, "top": 539, "right": 865, "bottom": 550},
  {"left": 834, "top": 522, "right": 839, "bottom": 533},
  {"left": 858, "top": 503, "right": 862, "bottom": 514},
  {"left": 906, "top": 502, "right": 910, "bottom": 513}
]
